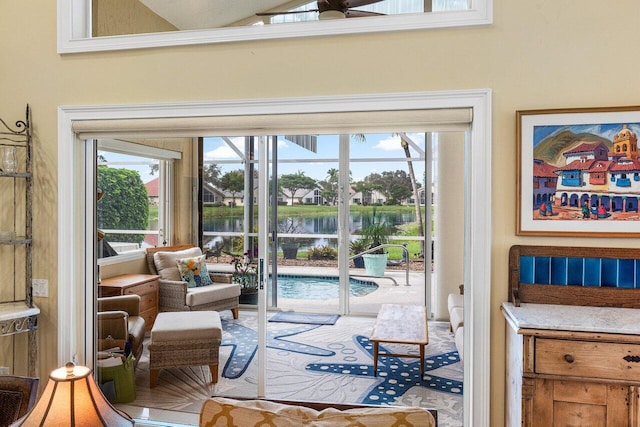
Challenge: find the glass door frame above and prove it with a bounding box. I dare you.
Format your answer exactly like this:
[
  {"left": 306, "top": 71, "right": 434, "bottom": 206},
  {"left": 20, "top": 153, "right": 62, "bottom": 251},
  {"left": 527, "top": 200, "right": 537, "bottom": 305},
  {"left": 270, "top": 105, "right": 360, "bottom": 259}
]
[{"left": 59, "top": 89, "right": 492, "bottom": 427}]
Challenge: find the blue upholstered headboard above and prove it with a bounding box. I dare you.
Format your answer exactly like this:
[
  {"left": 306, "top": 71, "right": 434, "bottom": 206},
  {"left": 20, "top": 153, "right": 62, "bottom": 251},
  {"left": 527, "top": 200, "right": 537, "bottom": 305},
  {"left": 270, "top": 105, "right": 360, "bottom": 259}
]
[{"left": 509, "top": 245, "right": 640, "bottom": 307}]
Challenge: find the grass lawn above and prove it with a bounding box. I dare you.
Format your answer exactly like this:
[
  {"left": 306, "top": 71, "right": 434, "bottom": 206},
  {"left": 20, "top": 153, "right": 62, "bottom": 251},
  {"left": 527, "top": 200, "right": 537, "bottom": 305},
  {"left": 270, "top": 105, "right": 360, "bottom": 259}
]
[{"left": 149, "top": 205, "right": 158, "bottom": 223}]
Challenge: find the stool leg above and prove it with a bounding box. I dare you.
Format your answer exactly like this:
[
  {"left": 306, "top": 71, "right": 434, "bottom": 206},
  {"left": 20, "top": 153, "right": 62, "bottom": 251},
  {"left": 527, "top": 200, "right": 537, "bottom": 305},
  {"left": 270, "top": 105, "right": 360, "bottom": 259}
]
[
  {"left": 373, "top": 342, "right": 379, "bottom": 377},
  {"left": 231, "top": 308, "right": 239, "bottom": 319},
  {"left": 150, "top": 368, "right": 160, "bottom": 388},
  {"left": 210, "top": 364, "right": 218, "bottom": 383}
]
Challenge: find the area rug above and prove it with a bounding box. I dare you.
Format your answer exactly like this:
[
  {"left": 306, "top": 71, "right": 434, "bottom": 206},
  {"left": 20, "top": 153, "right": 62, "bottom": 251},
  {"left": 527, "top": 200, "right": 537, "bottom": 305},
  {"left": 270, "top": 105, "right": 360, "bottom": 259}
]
[
  {"left": 268, "top": 311, "right": 340, "bottom": 325},
  {"left": 123, "top": 311, "right": 463, "bottom": 427}
]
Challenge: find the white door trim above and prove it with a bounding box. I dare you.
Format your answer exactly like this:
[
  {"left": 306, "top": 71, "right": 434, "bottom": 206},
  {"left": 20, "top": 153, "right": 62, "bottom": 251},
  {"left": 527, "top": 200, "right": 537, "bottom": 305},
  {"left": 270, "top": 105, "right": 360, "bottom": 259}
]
[{"left": 58, "top": 89, "right": 491, "bottom": 427}]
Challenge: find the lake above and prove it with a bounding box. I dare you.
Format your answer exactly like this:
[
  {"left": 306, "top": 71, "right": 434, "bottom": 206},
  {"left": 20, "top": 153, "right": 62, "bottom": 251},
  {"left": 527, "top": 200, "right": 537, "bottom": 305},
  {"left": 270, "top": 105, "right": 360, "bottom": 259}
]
[{"left": 204, "top": 211, "right": 419, "bottom": 235}]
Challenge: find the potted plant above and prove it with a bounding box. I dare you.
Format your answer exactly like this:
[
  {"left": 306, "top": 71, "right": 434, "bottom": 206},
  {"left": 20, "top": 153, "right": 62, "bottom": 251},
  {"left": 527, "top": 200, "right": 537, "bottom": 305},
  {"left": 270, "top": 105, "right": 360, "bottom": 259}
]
[
  {"left": 349, "top": 238, "right": 369, "bottom": 268},
  {"left": 281, "top": 242, "right": 300, "bottom": 260},
  {"left": 360, "top": 209, "right": 396, "bottom": 276},
  {"left": 229, "top": 252, "right": 258, "bottom": 304},
  {"left": 278, "top": 217, "right": 306, "bottom": 260}
]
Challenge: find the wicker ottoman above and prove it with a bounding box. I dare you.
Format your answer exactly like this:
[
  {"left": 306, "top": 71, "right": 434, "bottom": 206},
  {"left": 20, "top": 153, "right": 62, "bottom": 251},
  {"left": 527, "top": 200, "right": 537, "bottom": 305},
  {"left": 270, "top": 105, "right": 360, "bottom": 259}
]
[{"left": 148, "top": 311, "right": 222, "bottom": 388}]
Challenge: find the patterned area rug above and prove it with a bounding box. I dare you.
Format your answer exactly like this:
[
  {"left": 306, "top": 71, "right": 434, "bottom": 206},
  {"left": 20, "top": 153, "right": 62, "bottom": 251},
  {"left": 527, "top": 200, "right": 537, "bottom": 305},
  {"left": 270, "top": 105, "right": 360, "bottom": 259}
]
[
  {"left": 125, "top": 311, "right": 463, "bottom": 426},
  {"left": 268, "top": 311, "right": 340, "bottom": 325}
]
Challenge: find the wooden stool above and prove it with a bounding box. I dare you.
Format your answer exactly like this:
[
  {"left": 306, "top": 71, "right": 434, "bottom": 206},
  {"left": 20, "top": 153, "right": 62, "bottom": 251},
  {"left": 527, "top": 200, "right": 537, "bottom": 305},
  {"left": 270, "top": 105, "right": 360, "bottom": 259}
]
[{"left": 148, "top": 311, "right": 222, "bottom": 388}]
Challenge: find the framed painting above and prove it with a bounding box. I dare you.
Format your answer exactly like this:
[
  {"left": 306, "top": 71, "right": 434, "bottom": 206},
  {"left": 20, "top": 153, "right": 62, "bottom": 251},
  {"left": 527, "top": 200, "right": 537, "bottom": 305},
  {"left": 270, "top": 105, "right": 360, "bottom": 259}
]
[{"left": 517, "top": 106, "right": 640, "bottom": 237}]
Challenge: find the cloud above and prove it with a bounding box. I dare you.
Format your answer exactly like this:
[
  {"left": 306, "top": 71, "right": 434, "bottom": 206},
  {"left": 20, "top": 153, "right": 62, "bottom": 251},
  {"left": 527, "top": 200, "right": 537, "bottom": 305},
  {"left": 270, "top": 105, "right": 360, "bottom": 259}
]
[
  {"left": 373, "top": 133, "right": 426, "bottom": 152},
  {"left": 374, "top": 135, "right": 402, "bottom": 151},
  {"left": 204, "top": 137, "right": 245, "bottom": 159},
  {"left": 405, "top": 133, "right": 426, "bottom": 146}
]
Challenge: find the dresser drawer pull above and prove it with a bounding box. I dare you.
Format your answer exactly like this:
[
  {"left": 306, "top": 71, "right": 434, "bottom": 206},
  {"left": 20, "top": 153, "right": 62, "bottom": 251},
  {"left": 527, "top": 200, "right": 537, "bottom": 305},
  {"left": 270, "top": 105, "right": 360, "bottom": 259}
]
[
  {"left": 623, "top": 355, "right": 640, "bottom": 363},
  {"left": 564, "top": 354, "right": 574, "bottom": 364}
]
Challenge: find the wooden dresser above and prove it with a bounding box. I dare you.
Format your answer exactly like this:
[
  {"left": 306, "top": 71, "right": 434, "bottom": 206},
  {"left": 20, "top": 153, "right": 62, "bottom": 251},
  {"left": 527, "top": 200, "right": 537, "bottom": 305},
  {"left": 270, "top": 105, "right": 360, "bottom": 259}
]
[
  {"left": 504, "top": 245, "right": 640, "bottom": 427},
  {"left": 99, "top": 274, "right": 160, "bottom": 331}
]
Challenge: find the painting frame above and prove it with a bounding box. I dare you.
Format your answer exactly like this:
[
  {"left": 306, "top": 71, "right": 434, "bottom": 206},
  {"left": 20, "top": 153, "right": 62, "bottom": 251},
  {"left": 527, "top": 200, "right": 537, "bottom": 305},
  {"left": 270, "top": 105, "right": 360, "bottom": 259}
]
[{"left": 517, "top": 106, "right": 640, "bottom": 237}]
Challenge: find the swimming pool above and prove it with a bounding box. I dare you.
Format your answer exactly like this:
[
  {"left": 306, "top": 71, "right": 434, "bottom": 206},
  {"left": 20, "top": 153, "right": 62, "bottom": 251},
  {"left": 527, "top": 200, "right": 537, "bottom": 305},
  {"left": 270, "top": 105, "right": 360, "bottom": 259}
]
[{"left": 269, "top": 275, "right": 378, "bottom": 300}]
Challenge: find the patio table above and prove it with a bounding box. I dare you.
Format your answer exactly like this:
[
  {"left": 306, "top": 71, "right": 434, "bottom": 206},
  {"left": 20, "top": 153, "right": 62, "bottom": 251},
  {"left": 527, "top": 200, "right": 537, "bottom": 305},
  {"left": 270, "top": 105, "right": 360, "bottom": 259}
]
[{"left": 369, "top": 303, "right": 429, "bottom": 376}]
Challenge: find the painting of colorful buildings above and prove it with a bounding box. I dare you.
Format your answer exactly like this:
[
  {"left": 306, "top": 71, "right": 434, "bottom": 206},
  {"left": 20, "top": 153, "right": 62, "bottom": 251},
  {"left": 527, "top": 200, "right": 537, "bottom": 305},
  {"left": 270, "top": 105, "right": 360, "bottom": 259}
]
[{"left": 532, "top": 123, "right": 640, "bottom": 221}]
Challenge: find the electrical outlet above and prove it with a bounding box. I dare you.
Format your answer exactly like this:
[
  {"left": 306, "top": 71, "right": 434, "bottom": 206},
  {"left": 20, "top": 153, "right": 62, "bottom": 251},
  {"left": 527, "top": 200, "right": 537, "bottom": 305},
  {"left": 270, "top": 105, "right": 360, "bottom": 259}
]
[
  {"left": 0, "top": 367, "right": 9, "bottom": 375},
  {"left": 32, "top": 278, "right": 48, "bottom": 297}
]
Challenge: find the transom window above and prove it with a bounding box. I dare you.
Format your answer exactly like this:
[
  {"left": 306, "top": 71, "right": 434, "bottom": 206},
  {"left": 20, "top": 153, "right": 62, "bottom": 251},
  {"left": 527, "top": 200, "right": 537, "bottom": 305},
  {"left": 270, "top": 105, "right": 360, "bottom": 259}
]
[{"left": 57, "top": 0, "right": 492, "bottom": 53}]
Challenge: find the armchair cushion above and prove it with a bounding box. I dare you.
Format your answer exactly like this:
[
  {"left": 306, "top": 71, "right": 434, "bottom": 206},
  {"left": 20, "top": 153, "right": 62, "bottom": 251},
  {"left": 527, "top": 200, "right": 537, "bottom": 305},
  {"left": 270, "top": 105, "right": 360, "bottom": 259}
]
[
  {"left": 186, "top": 282, "right": 241, "bottom": 307},
  {"left": 153, "top": 247, "right": 203, "bottom": 281},
  {"left": 177, "top": 254, "right": 213, "bottom": 288}
]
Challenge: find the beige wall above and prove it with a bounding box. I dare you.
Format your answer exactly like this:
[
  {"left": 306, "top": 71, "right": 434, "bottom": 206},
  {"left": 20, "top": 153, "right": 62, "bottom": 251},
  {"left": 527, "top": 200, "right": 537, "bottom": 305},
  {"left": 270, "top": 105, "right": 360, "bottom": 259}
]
[{"left": 3, "top": 1, "right": 640, "bottom": 425}]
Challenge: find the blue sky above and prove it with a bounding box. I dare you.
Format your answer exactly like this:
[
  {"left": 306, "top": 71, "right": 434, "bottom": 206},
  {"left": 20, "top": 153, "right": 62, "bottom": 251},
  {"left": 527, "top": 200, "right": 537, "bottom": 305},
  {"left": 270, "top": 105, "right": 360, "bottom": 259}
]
[
  {"left": 99, "top": 133, "right": 427, "bottom": 184},
  {"left": 203, "top": 133, "right": 426, "bottom": 182},
  {"left": 533, "top": 123, "right": 640, "bottom": 147}
]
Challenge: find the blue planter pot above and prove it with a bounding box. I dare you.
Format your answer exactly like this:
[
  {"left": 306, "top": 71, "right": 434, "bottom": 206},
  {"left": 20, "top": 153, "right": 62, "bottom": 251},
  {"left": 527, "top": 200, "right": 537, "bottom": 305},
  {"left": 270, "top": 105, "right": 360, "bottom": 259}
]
[
  {"left": 362, "top": 253, "right": 388, "bottom": 276},
  {"left": 239, "top": 291, "right": 258, "bottom": 305},
  {"left": 352, "top": 256, "right": 365, "bottom": 268}
]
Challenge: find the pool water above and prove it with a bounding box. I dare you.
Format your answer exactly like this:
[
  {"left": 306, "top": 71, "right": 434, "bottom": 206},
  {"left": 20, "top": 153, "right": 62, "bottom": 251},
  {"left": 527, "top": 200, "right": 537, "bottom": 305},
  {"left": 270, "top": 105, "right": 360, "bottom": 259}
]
[{"left": 269, "top": 275, "right": 378, "bottom": 300}]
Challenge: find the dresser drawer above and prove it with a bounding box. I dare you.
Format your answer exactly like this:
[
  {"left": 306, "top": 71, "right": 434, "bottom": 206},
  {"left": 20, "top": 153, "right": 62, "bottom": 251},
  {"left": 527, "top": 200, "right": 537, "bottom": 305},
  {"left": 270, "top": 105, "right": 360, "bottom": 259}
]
[
  {"left": 137, "top": 291, "right": 158, "bottom": 313},
  {"left": 140, "top": 309, "right": 157, "bottom": 332},
  {"left": 123, "top": 280, "right": 158, "bottom": 297},
  {"left": 536, "top": 338, "right": 640, "bottom": 382}
]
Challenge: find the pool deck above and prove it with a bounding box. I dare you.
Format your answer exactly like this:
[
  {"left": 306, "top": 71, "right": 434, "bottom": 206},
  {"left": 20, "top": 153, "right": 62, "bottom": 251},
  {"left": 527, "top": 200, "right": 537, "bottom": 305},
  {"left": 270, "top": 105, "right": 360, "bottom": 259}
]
[{"left": 209, "top": 262, "right": 428, "bottom": 316}]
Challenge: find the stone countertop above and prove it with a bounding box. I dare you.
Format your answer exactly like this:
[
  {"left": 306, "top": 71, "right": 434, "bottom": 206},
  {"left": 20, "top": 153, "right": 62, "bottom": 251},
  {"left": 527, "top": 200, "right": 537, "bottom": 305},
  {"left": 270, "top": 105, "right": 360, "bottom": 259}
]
[{"left": 501, "top": 301, "right": 640, "bottom": 336}]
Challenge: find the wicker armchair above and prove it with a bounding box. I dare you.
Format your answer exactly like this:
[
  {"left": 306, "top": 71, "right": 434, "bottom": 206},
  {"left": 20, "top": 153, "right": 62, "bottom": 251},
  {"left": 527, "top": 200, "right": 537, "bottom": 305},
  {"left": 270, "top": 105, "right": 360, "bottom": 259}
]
[
  {"left": 0, "top": 375, "right": 39, "bottom": 426},
  {"left": 145, "top": 245, "right": 240, "bottom": 319}
]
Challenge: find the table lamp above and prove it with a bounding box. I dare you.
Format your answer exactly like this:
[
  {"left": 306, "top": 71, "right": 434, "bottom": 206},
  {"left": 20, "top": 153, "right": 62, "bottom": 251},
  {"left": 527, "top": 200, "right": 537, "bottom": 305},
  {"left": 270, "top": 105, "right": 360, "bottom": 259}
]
[{"left": 16, "top": 362, "right": 133, "bottom": 426}]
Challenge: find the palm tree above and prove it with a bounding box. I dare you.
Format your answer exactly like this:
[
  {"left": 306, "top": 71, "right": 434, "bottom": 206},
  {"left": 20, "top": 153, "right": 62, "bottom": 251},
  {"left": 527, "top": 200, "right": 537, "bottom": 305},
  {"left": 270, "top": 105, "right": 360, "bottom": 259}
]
[
  {"left": 352, "top": 132, "right": 424, "bottom": 249},
  {"left": 399, "top": 133, "right": 425, "bottom": 257}
]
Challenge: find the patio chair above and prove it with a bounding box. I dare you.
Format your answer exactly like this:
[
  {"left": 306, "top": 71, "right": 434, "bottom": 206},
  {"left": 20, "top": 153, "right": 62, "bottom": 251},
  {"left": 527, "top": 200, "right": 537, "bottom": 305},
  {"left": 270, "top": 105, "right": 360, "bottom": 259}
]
[{"left": 145, "top": 245, "right": 240, "bottom": 318}]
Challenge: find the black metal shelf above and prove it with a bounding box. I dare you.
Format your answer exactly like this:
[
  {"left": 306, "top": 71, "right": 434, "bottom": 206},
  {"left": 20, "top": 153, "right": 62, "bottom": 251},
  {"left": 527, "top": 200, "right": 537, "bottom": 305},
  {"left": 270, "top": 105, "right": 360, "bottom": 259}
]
[{"left": 0, "top": 105, "right": 37, "bottom": 377}]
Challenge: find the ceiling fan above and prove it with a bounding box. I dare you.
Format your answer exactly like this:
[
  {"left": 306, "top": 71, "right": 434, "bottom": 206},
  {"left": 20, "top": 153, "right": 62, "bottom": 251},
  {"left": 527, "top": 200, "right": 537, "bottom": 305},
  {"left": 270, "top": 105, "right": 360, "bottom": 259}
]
[{"left": 256, "top": 0, "right": 385, "bottom": 20}]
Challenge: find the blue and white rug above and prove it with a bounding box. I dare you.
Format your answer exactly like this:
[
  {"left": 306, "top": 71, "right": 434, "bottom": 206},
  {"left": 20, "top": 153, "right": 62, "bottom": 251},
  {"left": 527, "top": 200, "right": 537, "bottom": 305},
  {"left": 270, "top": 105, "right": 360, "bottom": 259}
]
[
  {"left": 268, "top": 311, "right": 340, "bottom": 325},
  {"left": 127, "top": 311, "right": 463, "bottom": 427}
]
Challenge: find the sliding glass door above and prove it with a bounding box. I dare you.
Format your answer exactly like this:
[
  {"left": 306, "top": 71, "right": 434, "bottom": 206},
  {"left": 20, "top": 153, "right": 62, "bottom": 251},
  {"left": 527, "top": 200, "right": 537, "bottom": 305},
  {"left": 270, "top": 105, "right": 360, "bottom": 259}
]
[
  {"left": 267, "top": 134, "right": 341, "bottom": 313},
  {"left": 202, "top": 132, "right": 429, "bottom": 316},
  {"left": 347, "top": 133, "right": 429, "bottom": 315}
]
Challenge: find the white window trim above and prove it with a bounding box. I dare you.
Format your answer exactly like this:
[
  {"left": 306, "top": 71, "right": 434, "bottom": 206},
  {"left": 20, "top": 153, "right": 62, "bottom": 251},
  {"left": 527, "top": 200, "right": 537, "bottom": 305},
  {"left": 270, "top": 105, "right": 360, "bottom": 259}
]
[
  {"left": 57, "top": 0, "right": 492, "bottom": 53},
  {"left": 97, "top": 139, "right": 182, "bottom": 160},
  {"left": 96, "top": 139, "right": 178, "bottom": 257},
  {"left": 58, "top": 89, "right": 491, "bottom": 427},
  {"left": 96, "top": 249, "right": 145, "bottom": 266}
]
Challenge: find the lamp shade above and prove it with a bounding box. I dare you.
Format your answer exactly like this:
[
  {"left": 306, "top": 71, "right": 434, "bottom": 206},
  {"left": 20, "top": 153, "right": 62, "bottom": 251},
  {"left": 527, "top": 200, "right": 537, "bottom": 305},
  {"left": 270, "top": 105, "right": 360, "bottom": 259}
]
[{"left": 17, "top": 363, "right": 133, "bottom": 426}]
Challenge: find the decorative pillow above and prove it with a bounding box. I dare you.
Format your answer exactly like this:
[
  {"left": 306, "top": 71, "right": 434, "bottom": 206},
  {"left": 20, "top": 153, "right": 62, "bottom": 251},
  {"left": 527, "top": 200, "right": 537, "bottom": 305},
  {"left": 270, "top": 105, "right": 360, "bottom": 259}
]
[
  {"left": 199, "top": 398, "right": 436, "bottom": 427},
  {"left": 153, "top": 247, "right": 202, "bottom": 281},
  {"left": 176, "top": 255, "right": 213, "bottom": 288},
  {"left": 200, "top": 398, "right": 318, "bottom": 427}
]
